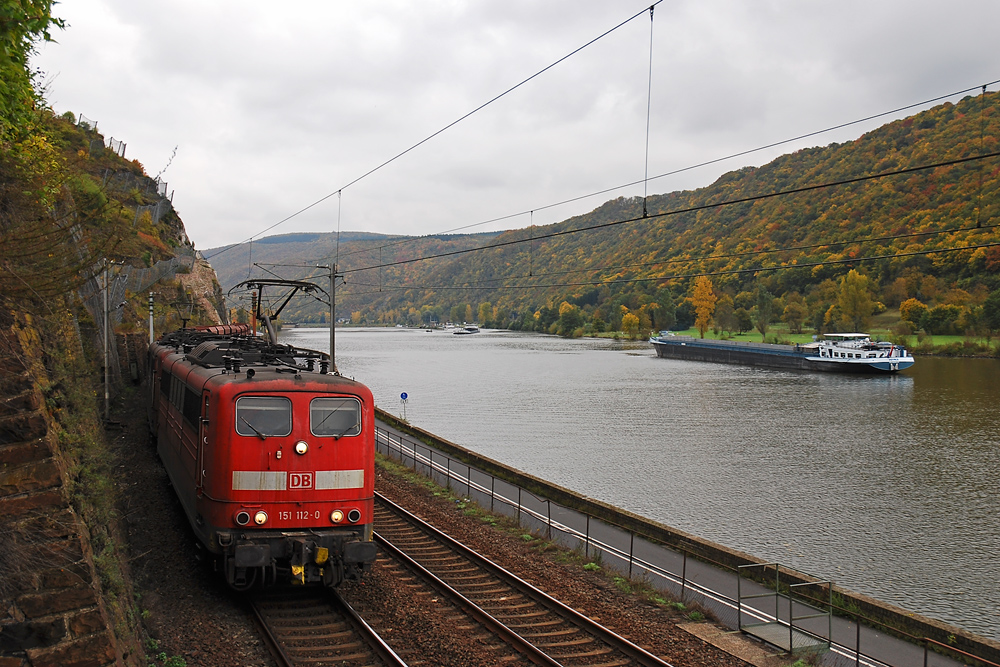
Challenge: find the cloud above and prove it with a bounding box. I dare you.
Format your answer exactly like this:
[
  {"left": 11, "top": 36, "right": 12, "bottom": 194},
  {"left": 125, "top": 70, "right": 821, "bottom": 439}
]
[{"left": 34, "top": 0, "right": 1000, "bottom": 249}]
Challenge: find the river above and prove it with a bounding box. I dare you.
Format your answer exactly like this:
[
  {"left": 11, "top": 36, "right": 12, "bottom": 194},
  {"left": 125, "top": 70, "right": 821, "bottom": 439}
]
[{"left": 280, "top": 327, "right": 1000, "bottom": 640}]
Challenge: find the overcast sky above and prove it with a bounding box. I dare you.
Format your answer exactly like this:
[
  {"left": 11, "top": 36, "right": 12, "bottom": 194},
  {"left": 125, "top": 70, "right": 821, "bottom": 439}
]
[{"left": 34, "top": 1, "right": 1000, "bottom": 252}]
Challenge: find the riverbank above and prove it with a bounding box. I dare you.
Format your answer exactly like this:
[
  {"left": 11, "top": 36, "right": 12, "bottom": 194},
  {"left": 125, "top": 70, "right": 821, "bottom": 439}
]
[{"left": 374, "top": 408, "right": 1000, "bottom": 666}]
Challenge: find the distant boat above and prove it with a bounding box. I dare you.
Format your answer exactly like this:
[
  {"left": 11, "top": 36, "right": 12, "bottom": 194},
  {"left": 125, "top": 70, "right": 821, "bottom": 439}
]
[
  {"left": 453, "top": 325, "right": 480, "bottom": 335},
  {"left": 649, "top": 332, "right": 913, "bottom": 373}
]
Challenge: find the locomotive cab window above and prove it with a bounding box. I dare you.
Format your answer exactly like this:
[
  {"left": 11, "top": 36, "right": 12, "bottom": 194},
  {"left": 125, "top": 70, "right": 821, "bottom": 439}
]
[
  {"left": 235, "top": 397, "right": 292, "bottom": 438},
  {"left": 310, "top": 397, "right": 361, "bottom": 438}
]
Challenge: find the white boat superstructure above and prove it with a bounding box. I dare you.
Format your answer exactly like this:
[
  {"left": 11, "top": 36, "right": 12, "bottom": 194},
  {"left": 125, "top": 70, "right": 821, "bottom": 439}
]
[{"left": 802, "top": 333, "right": 914, "bottom": 372}]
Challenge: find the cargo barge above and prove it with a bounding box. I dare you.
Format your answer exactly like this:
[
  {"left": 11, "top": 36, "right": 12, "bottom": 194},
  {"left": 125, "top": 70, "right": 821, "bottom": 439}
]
[{"left": 649, "top": 333, "right": 914, "bottom": 373}]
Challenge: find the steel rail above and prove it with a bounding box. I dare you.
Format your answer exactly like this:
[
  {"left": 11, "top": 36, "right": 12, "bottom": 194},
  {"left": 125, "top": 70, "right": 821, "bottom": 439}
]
[
  {"left": 374, "top": 532, "right": 563, "bottom": 667},
  {"left": 375, "top": 492, "right": 674, "bottom": 667},
  {"left": 249, "top": 589, "right": 408, "bottom": 667},
  {"left": 330, "top": 589, "right": 410, "bottom": 667},
  {"left": 248, "top": 598, "right": 295, "bottom": 667}
]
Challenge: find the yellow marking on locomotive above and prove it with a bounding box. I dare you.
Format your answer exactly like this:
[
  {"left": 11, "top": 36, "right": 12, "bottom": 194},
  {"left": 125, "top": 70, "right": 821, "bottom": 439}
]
[
  {"left": 291, "top": 565, "right": 305, "bottom": 584},
  {"left": 314, "top": 547, "right": 329, "bottom": 564}
]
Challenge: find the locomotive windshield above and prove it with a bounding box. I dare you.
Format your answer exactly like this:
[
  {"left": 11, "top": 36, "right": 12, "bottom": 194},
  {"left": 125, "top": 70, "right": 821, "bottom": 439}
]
[
  {"left": 310, "top": 397, "right": 361, "bottom": 438},
  {"left": 235, "top": 396, "right": 292, "bottom": 438}
]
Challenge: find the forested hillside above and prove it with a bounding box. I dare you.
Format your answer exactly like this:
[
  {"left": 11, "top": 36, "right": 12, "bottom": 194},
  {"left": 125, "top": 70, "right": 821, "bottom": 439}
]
[{"left": 209, "top": 92, "right": 1000, "bottom": 342}]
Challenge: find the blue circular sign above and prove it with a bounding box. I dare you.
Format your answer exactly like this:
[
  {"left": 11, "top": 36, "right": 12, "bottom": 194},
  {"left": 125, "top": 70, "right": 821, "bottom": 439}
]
[{"left": 400, "top": 392, "right": 408, "bottom": 400}]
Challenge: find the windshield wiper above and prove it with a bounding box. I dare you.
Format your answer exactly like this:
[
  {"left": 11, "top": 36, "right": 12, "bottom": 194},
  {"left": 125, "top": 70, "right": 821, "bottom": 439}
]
[
  {"left": 333, "top": 422, "right": 360, "bottom": 440},
  {"left": 239, "top": 415, "right": 267, "bottom": 441}
]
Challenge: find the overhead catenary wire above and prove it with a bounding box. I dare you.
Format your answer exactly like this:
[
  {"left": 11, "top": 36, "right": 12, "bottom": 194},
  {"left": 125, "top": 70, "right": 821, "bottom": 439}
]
[
  {"left": 336, "top": 240, "right": 1000, "bottom": 297},
  {"left": 245, "top": 149, "right": 999, "bottom": 301},
  {"left": 326, "top": 80, "right": 1000, "bottom": 265},
  {"left": 360, "top": 221, "right": 1000, "bottom": 289},
  {"left": 339, "top": 149, "right": 1000, "bottom": 276},
  {"left": 202, "top": 80, "right": 1000, "bottom": 266},
  {"left": 203, "top": 2, "right": 664, "bottom": 262}
]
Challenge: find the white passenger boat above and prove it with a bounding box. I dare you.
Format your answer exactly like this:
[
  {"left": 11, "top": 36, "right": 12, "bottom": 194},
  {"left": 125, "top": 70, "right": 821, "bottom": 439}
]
[{"left": 801, "top": 333, "right": 914, "bottom": 372}]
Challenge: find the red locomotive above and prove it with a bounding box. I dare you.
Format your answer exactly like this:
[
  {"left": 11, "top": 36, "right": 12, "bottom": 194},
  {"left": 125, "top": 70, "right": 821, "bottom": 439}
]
[{"left": 148, "top": 320, "right": 377, "bottom": 589}]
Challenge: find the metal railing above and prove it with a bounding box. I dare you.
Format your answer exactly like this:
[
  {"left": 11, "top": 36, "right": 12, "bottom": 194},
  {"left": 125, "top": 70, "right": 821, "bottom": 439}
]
[{"left": 374, "top": 422, "right": 995, "bottom": 667}]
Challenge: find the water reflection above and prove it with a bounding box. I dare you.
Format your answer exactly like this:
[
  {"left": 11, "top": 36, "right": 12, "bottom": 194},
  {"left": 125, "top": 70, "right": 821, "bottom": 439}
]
[{"left": 281, "top": 328, "right": 1000, "bottom": 639}]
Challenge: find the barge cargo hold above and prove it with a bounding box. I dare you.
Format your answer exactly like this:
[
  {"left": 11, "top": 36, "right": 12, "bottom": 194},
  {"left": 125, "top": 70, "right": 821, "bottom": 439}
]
[{"left": 649, "top": 333, "right": 914, "bottom": 373}]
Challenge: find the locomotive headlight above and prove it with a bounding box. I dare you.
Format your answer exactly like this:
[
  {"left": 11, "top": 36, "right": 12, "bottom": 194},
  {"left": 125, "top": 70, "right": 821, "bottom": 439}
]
[
  {"left": 253, "top": 510, "right": 268, "bottom": 525},
  {"left": 330, "top": 510, "right": 344, "bottom": 524},
  {"left": 295, "top": 441, "right": 308, "bottom": 455}
]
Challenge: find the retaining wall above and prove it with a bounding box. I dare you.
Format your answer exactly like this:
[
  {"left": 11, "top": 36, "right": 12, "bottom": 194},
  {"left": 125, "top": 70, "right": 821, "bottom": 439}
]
[{"left": 0, "top": 313, "right": 122, "bottom": 667}]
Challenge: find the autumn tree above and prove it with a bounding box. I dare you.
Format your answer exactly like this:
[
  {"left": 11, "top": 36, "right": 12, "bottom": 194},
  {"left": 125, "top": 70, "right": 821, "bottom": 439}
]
[
  {"left": 782, "top": 292, "right": 807, "bottom": 334},
  {"left": 654, "top": 291, "right": 676, "bottom": 330},
  {"left": 621, "top": 312, "right": 640, "bottom": 340},
  {"left": 556, "top": 301, "right": 583, "bottom": 337},
  {"left": 715, "top": 294, "right": 735, "bottom": 334},
  {"left": 734, "top": 308, "right": 753, "bottom": 334},
  {"left": 752, "top": 286, "right": 777, "bottom": 341},
  {"left": 837, "top": 269, "right": 875, "bottom": 332},
  {"left": 637, "top": 304, "right": 653, "bottom": 337},
  {"left": 691, "top": 276, "right": 717, "bottom": 338},
  {"left": 983, "top": 290, "right": 1000, "bottom": 339},
  {"left": 899, "top": 298, "right": 927, "bottom": 329},
  {"left": 477, "top": 301, "right": 492, "bottom": 326},
  {"left": 923, "top": 304, "right": 961, "bottom": 334},
  {"left": 493, "top": 305, "right": 508, "bottom": 329}
]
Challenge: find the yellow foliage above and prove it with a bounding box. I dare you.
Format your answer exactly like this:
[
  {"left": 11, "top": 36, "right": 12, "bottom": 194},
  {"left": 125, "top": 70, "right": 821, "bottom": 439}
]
[
  {"left": 621, "top": 312, "right": 640, "bottom": 340},
  {"left": 691, "top": 276, "right": 717, "bottom": 338}
]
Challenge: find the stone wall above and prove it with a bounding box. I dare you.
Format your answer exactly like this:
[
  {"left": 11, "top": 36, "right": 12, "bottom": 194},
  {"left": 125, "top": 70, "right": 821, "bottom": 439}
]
[{"left": 0, "top": 313, "right": 122, "bottom": 667}]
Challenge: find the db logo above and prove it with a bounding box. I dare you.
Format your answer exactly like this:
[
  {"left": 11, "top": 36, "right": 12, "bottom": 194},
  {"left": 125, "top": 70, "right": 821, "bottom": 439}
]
[{"left": 289, "top": 472, "right": 314, "bottom": 489}]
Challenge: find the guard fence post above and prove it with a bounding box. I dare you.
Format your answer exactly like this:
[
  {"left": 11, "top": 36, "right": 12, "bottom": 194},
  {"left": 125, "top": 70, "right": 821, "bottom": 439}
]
[
  {"left": 855, "top": 620, "right": 860, "bottom": 666},
  {"left": 628, "top": 532, "right": 635, "bottom": 579},
  {"left": 681, "top": 551, "right": 688, "bottom": 601},
  {"left": 517, "top": 487, "right": 522, "bottom": 524},
  {"left": 546, "top": 500, "right": 551, "bottom": 540}
]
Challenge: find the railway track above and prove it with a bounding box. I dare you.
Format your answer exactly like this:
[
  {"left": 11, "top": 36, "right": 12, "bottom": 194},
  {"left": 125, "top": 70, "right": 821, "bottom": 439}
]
[
  {"left": 249, "top": 587, "right": 406, "bottom": 667},
  {"left": 373, "top": 492, "right": 675, "bottom": 667}
]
